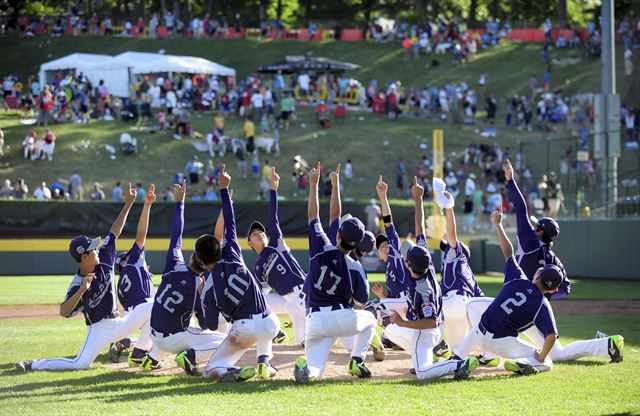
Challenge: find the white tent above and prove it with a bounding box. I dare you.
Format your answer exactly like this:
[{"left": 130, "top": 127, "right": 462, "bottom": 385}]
[
  {"left": 112, "top": 52, "right": 235, "bottom": 77},
  {"left": 39, "top": 53, "right": 130, "bottom": 97}
]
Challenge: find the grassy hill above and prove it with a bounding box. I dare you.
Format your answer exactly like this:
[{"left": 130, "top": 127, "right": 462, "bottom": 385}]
[{"left": 0, "top": 35, "right": 638, "bottom": 204}]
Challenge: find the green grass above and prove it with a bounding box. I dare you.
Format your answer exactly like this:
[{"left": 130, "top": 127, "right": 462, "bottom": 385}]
[
  {"left": 0, "top": 315, "right": 637, "bottom": 415},
  {"left": 0, "top": 36, "right": 638, "bottom": 203},
  {"left": 2, "top": 274, "right": 640, "bottom": 305}
]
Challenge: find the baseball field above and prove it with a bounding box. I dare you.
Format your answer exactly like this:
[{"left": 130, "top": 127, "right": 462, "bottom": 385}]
[{"left": 1, "top": 273, "right": 638, "bottom": 415}]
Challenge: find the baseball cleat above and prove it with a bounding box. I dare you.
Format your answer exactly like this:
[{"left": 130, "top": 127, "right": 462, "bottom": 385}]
[
  {"left": 219, "top": 366, "right": 256, "bottom": 383},
  {"left": 433, "top": 339, "right": 451, "bottom": 359},
  {"left": 108, "top": 341, "right": 127, "bottom": 363},
  {"left": 371, "top": 334, "right": 386, "bottom": 362},
  {"left": 141, "top": 356, "right": 163, "bottom": 372},
  {"left": 256, "top": 363, "right": 278, "bottom": 380},
  {"left": 175, "top": 350, "right": 201, "bottom": 376},
  {"left": 293, "top": 356, "right": 310, "bottom": 385},
  {"left": 409, "top": 368, "right": 416, "bottom": 375},
  {"left": 15, "top": 361, "right": 32, "bottom": 373},
  {"left": 348, "top": 359, "right": 372, "bottom": 378},
  {"left": 478, "top": 356, "right": 500, "bottom": 367},
  {"left": 608, "top": 335, "right": 624, "bottom": 363},
  {"left": 504, "top": 360, "right": 539, "bottom": 376},
  {"left": 273, "top": 330, "right": 289, "bottom": 344},
  {"left": 454, "top": 357, "right": 479, "bottom": 381}
]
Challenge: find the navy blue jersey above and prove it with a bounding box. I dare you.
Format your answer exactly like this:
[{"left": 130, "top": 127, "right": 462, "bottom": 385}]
[
  {"left": 150, "top": 202, "right": 202, "bottom": 335},
  {"left": 117, "top": 243, "right": 153, "bottom": 310},
  {"left": 480, "top": 257, "right": 558, "bottom": 338},
  {"left": 383, "top": 224, "right": 411, "bottom": 297},
  {"left": 405, "top": 268, "right": 443, "bottom": 324},
  {"left": 440, "top": 242, "right": 484, "bottom": 298},
  {"left": 201, "top": 188, "right": 270, "bottom": 327},
  {"left": 303, "top": 219, "right": 369, "bottom": 309},
  {"left": 253, "top": 190, "right": 306, "bottom": 295},
  {"left": 508, "top": 179, "right": 570, "bottom": 299},
  {"left": 64, "top": 232, "right": 118, "bottom": 326}
]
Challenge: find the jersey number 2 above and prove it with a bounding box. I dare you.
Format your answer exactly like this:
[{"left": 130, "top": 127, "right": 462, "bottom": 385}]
[
  {"left": 500, "top": 292, "right": 527, "bottom": 315},
  {"left": 315, "top": 265, "right": 342, "bottom": 295},
  {"left": 156, "top": 284, "right": 184, "bottom": 313}
]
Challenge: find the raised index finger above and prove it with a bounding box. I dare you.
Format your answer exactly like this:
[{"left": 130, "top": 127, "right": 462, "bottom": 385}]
[{"left": 335, "top": 163, "right": 341, "bottom": 174}]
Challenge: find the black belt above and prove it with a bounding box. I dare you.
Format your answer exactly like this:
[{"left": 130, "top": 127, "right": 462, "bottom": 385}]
[
  {"left": 307, "top": 304, "right": 348, "bottom": 315},
  {"left": 151, "top": 328, "right": 179, "bottom": 338},
  {"left": 285, "top": 284, "right": 303, "bottom": 295},
  {"left": 106, "top": 312, "right": 120, "bottom": 319},
  {"left": 230, "top": 311, "right": 270, "bottom": 324}
]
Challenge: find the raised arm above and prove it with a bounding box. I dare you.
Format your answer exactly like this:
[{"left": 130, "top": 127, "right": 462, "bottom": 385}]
[
  {"left": 376, "top": 175, "right": 392, "bottom": 220},
  {"left": 165, "top": 181, "right": 186, "bottom": 272},
  {"left": 109, "top": 182, "right": 137, "bottom": 239},
  {"left": 443, "top": 191, "right": 458, "bottom": 249},
  {"left": 214, "top": 189, "right": 233, "bottom": 242},
  {"left": 218, "top": 164, "right": 242, "bottom": 261},
  {"left": 491, "top": 206, "right": 513, "bottom": 260},
  {"left": 308, "top": 162, "right": 321, "bottom": 224},
  {"left": 503, "top": 159, "right": 538, "bottom": 250},
  {"left": 135, "top": 184, "right": 156, "bottom": 248},
  {"left": 269, "top": 167, "right": 283, "bottom": 244},
  {"left": 411, "top": 176, "right": 425, "bottom": 237},
  {"left": 328, "top": 163, "right": 341, "bottom": 224}
]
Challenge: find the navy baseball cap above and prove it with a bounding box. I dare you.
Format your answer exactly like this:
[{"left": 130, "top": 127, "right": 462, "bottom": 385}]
[
  {"left": 406, "top": 245, "right": 431, "bottom": 274},
  {"left": 338, "top": 215, "right": 365, "bottom": 250},
  {"left": 356, "top": 231, "right": 376, "bottom": 256},
  {"left": 538, "top": 264, "right": 563, "bottom": 291},
  {"left": 69, "top": 235, "right": 100, "bottom": 262},
  {"left": 115, "top": 250, "right": 131, "bottom": 273},
  {"left": 375, "top": 233, "right": 389, "bottom": 249},
  {"left": 247, "top": 221, "right": 266, "bottom": 240},
  {"left": 530, "top": 216, "right": 560, "bottom": 240}
]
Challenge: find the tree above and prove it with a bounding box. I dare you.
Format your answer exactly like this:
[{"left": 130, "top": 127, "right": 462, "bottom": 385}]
[
  {"left": 557, "top": 0, "right": 568, "bottom": 27},
  {"left": 468, "top": 0, "right": 478, "bottom": 24}
]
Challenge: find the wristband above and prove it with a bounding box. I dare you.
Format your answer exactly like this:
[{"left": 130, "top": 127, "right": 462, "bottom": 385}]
[{"left": 383, "top": 214, "right": 392, "bottom": 223}]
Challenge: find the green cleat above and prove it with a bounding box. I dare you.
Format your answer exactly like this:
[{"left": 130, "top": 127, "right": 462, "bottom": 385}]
[
  {"left": 175, "top": 350, "right": 200, "bottom": 376},
  {"left": 608, "top": 335, "right": 624, "bottom": 363},
  {"left": 371, "top": 334, "right": 386, "bottom": 362},
  {"left": 348, "top": 359, "right": 372, "bottom": 378},
  {"left": 128, "top": 354, "right": 145, "bottom": 367},
  {"left": 478, "top": 356, "right": 500, "bottom": 367},
  {"left": 219, "top": 366, "right": 256, "bottom": 383},
  {"left": 454, "top": 357, "right": 479, "bottom": 380},
  {"left": 257, "top": 363, "right": 278, "bottom": 379},
  {"left": 504, "top": 360, "right": 538, "bottom": 376},
  {"left": 293, "top": 356, "right": 310, "bottom": 385},
  {"left": 433, "top": 340, "right": 451, "bottom": 359},
  {"left": 141, "top": 356, "right": 163, "bottom": 372}
]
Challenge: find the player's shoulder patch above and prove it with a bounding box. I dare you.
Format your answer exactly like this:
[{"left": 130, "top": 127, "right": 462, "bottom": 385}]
[
  {"left": 415, "top": 278, "right": 433, "bottom": 302},
  {"left": 102, "top": 234, "right": 111, "bottom": 247}
]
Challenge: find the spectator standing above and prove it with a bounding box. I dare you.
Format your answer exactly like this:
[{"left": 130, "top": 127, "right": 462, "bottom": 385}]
[
  {"left": 244, "top": 117, "right": 255, "bottom": 153},
  {"left": 0, "top": 128, "right": 4, "bottom": 158},
  {"left": 149, "top": 14, "right": 158, "bottom": 38},
  {"left": 90, "top": 182, "right": 105, "bottom": 201},
  {"left": 112, "top": 181, "right": 123, "bottom": 201},
  {"left": 396, "top": 158, "right": 406, "bottom": 196},
  {"left": 624, "top": 48, "right": 633, "bottom": 76},
  {"left": 14, "top": 178, "right": 28, "bottom": 199},
  {"left": 364, "top": 198, "right": 382, "bottom": 233},
  {"left": 546, "top": 172, "right": 564, "bottom": 218},
  {"left": 185, "top": 155, "right": 203, "bottom": 184},
  {"left": 235, "top": 142, "right": 247, "bottom": 179},
  {"left": 33, "top": 181, "right": 52, "bottom": 200},
  {"left": 69, "top": 171, "right": 83, "bottom": 200},
  {"left": 464, "top": 173, "right": 476, "bottom": 196},
  {"left": 344, "top": 159, "right": 353, "bottom": 181},
  {"left": 463, "top": 195, "right": 475, "bottom": 234},
  {"left": 136, "top": 183, "right": 146, "bottom": 201},
  {"left": 43, "top": 129, "right": 56, "bottom": 161},
  {"left": 258, "top": 159, "right": 272, "bottom": 200}
]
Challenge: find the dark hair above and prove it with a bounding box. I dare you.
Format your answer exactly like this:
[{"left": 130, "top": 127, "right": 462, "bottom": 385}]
[
  {"left": 439, "top": 240, "right": 448, "bottom": 252},
  {"left": 194, "top": 234, "right": 221, "bottom": 265},
  {"left": 541, "top": 234, "right": 554, "bottom": 245}
]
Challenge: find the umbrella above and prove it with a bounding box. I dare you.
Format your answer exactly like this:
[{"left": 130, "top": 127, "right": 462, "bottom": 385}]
[{"left": 258, "top": 55, "right": 360, "bottom": 74}]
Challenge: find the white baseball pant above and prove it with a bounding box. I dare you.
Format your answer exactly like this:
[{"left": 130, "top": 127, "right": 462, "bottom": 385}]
[
  {"left": 377, "top": 294, "right": 408, "bottom": 319},
  {"left": 31, "top": 302, "right": 154, "bottom": 370},
  {"left": 204, "top": 312, "right": 280, "bottom": 378},
  {"left": 125, "top": 301, "right": 153, "bottom": 351},
  {"left": 264, "top": 289, "right": 306, "bottom": 344},
  {"left": 304, "top": 307, "right": 376, "bottom": 379},
  {"left": 384, "top": 323, "right": 462, "bottom": 380},
  {"left": 442, "top": 291, "right": 473, "bottom": 351},
  {"left": 466, "top": 297, "right": 611, "bottom": 361},
  {"left": 148, "top": 327, "right": 226, "bottom": 363},
  {"left": 454, "top": 324, "right": 552, "bottom": 372}
]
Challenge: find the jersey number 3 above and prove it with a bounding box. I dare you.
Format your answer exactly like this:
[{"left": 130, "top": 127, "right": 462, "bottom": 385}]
[
  {"left": 156, "top": 284, "right": 184, "bottom": 313},
  {"left": 314, "top": 265, "right": 342, "bottom": 295},
  {"left": 500, "top": 292, "right": 527, "bottom": 315}
]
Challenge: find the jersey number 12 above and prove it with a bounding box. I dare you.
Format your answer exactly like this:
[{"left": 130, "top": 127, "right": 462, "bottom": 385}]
[{"left": 156, "top": 284, "right": 184, "bottom": 313}]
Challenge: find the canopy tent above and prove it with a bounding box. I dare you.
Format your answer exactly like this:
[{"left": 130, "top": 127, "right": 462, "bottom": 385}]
[
  {"left": 112, "top": 52, "right": 236, "bottom": 77},
  {"left": 257, "top": 56, "right": 361, "bottom": 74},
  {"left": 39, "top": 53, "right": 130, "bottom": 97}
]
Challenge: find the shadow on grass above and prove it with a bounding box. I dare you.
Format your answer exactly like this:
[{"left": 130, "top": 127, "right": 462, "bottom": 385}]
[{"left": 557, "top": 359, "right": 610, "bottom": 367}]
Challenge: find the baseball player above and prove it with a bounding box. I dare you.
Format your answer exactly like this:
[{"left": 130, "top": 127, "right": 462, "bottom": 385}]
[
  {"left": 293, "top": 162, "right": 377, "bottom": 384},
  {"left": 437, "top": 188, "right": 485, "bottom": 351},
  {"left": 201, "top": 165, "right": 281, "bottom": 382},
  {"left": 454, "top": 207, "right": 562, "bottom": 375},
  {"left": 323, "top": 164, "right": 385, "bottom": 361},
  {"left": 247, "top": 166, "right": 306, "bottom": 345},
  {"left": 110, "top": 184, "right": 157, "bottom": 365},
  {"left": 140, "top": 181, "right": 226, "bottom": 375},
  {"left": 16, "top": 184, "right": 153, "bottom": 372},
  {"left": 466, "top": 160, "right": 624, "bottom": 364},
  {"left": 384, "top": 179, "right": 479, "bottom": 381}
]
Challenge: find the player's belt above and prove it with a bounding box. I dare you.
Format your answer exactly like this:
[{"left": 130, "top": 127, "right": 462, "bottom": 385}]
[
  {"left": 151, "top": 328, "right": 179, "bottom": 338},
  {"left": 446, "top": 290, "right": 469, "bottom": 298},
  {"left": 307, "top": 304, "right": 348, "bottom": 315},
  {"left": 285, "top": 284, "right": 303, "bottom": 295},
  {"left": 105, "top": 312, "right": 120, "bottom": 319},
  {"left": 478, "top": 322, "right": 495, "bottom": 338},
  {"left": 230, "top": 311, "right": 270, "bottom": 323}
]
